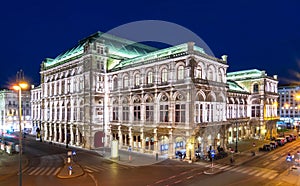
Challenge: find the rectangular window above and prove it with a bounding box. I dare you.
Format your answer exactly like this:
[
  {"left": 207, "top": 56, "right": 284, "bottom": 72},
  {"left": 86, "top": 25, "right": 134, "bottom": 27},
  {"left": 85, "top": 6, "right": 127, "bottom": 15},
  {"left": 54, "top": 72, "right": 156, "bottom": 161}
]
[
  {"left": 80, "top": 107, "right": 84, "bottom": 121},
  {"left": 195, "top": 104, "right": 199, "bottom": 123},
  {"left": 160, "top": 105, "right": 169, "bottom": 122},
  {"left": 133, "top": 106, "right": 141, "bottom": 121},
  {"left": 175, "top": 104, "right": 185, "bottom": 122},
  {"left": 146, "top": 105, "right": 154, "bottom": 121},
  {"left": 112, "top": 106, "right": 118, "bottom": 121},
  {"left": 123, "top": 106, "right": 129, "bottom": 121},
  {"left": 67, "top": 79, "right": 71, "bottom": 93}
]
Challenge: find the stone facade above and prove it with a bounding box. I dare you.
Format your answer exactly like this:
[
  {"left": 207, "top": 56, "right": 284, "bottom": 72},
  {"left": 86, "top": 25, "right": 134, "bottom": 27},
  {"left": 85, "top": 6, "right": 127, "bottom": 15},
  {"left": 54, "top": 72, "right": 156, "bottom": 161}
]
[{"left": 31, "top": 31, "right": 278, "bottom": 160}]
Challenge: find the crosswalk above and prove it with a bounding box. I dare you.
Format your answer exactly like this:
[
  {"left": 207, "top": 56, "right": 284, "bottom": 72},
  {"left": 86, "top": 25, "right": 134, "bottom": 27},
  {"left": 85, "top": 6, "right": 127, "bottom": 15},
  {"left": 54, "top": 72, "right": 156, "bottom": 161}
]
[
  {"left": 204, "top": 164, "right": 278, "bottom": 179},
  {"left": 21, "top": 162, "right": 132, "bottom": 176},
  {"left": 20, "top": 166, "right": 61, "bottom": 176},
  {"left": 84, "top": 164, "right": 131, "bottom": 173}
]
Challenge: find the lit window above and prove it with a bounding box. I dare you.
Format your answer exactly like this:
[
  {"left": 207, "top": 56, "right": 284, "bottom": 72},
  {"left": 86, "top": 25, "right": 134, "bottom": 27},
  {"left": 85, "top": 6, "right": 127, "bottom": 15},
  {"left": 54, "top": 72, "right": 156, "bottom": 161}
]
[
  {"left": 147, "top": 71, "right": 153, "bottom": 84},
  {"left": 177, "top": 66, "right": 184, "bottom": 80},
  {"left": 161, "top": 69, "right": 168, "bottom": 82}
]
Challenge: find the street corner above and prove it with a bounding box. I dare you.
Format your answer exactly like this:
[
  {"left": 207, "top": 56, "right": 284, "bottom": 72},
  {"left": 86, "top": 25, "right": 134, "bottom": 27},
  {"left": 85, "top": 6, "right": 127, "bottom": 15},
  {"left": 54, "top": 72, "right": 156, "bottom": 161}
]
[
  {"left": 57, "top": 163, "right": 85, "bottom": 179},
  {"left": 203, "top": 167, "right": 222, "bottom": 175}
]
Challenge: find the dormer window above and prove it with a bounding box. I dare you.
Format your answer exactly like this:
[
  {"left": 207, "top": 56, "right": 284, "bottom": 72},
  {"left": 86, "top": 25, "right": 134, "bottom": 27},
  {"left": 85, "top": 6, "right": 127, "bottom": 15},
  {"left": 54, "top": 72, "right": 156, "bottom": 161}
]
[{"left": 253, "top": 83, "right": 259, "bottom": 93}]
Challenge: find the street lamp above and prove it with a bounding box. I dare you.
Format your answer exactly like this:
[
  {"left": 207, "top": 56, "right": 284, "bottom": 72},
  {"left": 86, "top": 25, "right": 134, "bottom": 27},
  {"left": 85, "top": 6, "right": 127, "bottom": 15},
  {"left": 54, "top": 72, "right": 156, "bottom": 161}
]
[
  {"left": 12, "top": 81, "right": 28, "bottom": 186},
  {"left": 235, "top": 122, "right": 238, "bottom": 153}
]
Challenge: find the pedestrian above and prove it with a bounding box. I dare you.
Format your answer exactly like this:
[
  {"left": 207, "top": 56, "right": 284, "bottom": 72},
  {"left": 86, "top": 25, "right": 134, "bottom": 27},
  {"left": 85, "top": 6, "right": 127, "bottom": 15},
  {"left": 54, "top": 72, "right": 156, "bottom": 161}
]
[{"left": 253, "top": 142, "right": 256, "bottom": 147}]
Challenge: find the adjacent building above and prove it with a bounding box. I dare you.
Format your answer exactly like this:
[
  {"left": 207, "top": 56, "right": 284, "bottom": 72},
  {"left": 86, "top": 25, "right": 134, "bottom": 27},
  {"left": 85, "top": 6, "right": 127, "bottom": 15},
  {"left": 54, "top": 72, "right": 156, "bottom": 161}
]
[
  {"left": 278, "top": 84, "right": 300, "bottom": 127},
  {"left": 31, "top": 31, "right": 279, "bottom": 160},
  {"left": 0, "top": 89, "right": 32, "bottom": 134}
]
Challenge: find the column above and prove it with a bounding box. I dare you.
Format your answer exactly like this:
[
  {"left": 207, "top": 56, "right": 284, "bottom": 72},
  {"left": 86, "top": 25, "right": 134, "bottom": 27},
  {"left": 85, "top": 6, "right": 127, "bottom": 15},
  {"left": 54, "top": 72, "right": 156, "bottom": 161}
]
[
  {"left": 49, "top": 124, "right": 52, "bottom": 141},
  {"left": 64, "top": 124, "right": 68, "bottom": 143},
  {"left": 118, "top": 126, "right": 122, "bottom": 149},
  {"left": 70, "top": 124, "right": 74, "bottom": 145},
  {"left": 54, "top": 123, "right": 57, "bottom": 142},
  {"left": 76, "top": 126, "right": 80, "bottom": 146},
  {"left": 59, "top": 124, "right": 62, "bottom": 142},
  {"left": 44, "top": 123, "right": 48, "bottom": 141},
  {"left": 168, "top": 130, "right": 173, "bottom": 158},
  {"left": 141, "top": 128, "right": 145, "bottom": 153},
  {"left": 154, "top": 128, "right": 158, "bottom": 153},
  {"left": 129, "top": 127, "right": 133, "bottom": 149}
]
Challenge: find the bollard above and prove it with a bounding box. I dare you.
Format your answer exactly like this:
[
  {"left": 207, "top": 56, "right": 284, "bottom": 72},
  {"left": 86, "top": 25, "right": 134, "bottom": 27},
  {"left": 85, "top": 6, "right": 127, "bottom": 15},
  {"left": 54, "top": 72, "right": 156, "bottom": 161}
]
[
  {"left": 129, "top": 155, "right": 132, "bottom": 161},
  {"left": 68, "top": 166, "right": 72, "bottom": 175},
  {"left": 156, "top": 153, "right": 158, "bottom": 161},
  {"left": 67, "top": 157, "right": 71, "bottom": 163},
  {"left": 119, "top": 155, "right": 120, "bottom": 161}
]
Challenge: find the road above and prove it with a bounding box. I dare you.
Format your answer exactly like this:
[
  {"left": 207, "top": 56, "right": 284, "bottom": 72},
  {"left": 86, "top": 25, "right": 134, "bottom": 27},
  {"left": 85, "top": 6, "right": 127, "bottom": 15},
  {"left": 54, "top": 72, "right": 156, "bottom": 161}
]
[{"left": 1, "top": 134, "right": 299, "bottom": 186}]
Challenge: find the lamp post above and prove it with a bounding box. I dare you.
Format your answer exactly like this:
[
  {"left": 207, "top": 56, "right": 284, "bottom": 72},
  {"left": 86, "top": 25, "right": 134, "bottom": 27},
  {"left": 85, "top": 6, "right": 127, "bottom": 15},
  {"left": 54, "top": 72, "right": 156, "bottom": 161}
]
[
  {"left": 235, "top": 122, "right": 238, "bottom": 153},
  {"left": 12, "top": 81, "right": 28, "bottom": 186}
]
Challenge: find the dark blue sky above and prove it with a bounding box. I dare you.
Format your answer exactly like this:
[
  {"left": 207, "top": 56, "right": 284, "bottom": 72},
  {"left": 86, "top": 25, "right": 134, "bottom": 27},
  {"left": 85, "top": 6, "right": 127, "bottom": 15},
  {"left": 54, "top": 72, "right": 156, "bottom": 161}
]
[{"left": 1, "top": 0, "right": 300, "bottom": 88}]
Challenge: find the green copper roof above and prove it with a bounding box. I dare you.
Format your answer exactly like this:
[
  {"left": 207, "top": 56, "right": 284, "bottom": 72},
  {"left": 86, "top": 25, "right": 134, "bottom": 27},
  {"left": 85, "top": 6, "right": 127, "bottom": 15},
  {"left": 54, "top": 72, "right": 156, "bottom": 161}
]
[
  {"left": 227, "top": 69, "right": 266, "bottom": 80},
  {"left": 227, "top": 80, "right": 248, "bottom": 93},
  {"left": 43, "top": 31, "right": 158, "bottom": 69},
  {"left": 111, "top": 43, "right": 208, "bottom": 70}
]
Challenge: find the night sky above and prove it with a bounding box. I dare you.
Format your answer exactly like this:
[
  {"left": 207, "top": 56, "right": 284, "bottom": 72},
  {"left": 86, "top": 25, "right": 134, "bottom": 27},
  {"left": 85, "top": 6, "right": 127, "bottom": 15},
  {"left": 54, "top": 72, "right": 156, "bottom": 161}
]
[{"left": 1, "top": 0, "right": 300, "bottom": 88}]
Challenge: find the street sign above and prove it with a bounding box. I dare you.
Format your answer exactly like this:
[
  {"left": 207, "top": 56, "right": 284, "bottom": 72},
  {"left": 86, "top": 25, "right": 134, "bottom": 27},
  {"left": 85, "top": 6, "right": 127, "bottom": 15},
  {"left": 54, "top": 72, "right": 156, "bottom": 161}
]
[
  {"left": 286, "top": 155, "right": 292, "bottom": 162},
  {"left": 211, "top": 150, "right": 215, "bottom": 158}
]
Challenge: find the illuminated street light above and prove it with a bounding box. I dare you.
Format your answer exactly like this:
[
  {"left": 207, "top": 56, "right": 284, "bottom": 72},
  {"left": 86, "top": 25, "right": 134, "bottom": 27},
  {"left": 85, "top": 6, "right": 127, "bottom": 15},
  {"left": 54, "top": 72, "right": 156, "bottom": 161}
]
[{"left": 12, "top": 78, "right": 28, "bottom": 186}]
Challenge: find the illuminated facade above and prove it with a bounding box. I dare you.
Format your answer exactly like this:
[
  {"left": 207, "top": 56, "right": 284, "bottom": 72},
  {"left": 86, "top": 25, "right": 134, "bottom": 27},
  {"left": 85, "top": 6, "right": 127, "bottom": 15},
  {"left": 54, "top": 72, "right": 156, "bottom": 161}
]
[
  {"left": 32, "top": 32, "right": 278, "bottom": 159},
  {"left": 0, "top": 89, "right": 32, "bottom": 133},
  {"left": 278, "top": 85, "right": 300, "bottom": 126},
  {"left": 227, "top": 70, "right": 279, "bottom": 141}
]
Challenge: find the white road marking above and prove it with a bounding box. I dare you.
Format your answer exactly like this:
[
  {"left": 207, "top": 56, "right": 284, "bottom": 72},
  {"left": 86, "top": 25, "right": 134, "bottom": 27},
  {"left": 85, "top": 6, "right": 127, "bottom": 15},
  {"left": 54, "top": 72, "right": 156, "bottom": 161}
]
[
  {"left": 53, "top": 167, "right": 61, "bottom": 175},
  {"left": 46, "top": 167, "right": 56, "bottom": 175},
  {"left": 28, "top": 167, "right": 42, "bottom": 175},
  {"left": 85, "top": 165, "right": 100, "bottom": 172},
  {"left": 40, "top": 167, "right": 51, "bottom": 175}
]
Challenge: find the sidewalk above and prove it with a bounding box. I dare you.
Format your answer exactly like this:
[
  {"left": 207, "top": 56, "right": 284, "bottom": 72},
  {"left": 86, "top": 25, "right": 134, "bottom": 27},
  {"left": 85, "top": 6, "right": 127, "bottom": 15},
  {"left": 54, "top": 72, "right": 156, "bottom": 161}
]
[
  {"left": 94, "top": 147, "right": 168, "bottom": 167},
  {"left": 0, "top": 151, "right": 28, "bottom": 181}
]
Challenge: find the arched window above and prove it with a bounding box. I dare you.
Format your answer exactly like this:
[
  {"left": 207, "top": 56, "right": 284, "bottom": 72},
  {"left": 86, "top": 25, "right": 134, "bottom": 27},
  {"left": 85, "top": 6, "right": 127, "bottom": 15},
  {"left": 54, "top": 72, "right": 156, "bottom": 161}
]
[
  {"left": 207, "top": 68, "right": 213, "bottom": 80},
  {"left": 159, "top": 94, "right": 169, "bottom": 122},
  {"left": 195, "top": 66, "right": 202, "bottom": 78},
  {"left": 147, "top": 71, "right": 153, "bottom": 84},
  {"left": 134, "top": 74, "right": 140, "bottom": 86},
  {"left": 161, "top": 68, "right": 168, "bottom": 83},
  {"left": 123, "top": 75, "right": 129, "bottom": 88},
  {"left": 177, "top": 66, "right": 184, "bottom": 80},
  {"left": 113, "top": 77, "right": 118, "bottom": 90},
  {"left": 253, "top": 83, "right": 259, "bottom": 93}
]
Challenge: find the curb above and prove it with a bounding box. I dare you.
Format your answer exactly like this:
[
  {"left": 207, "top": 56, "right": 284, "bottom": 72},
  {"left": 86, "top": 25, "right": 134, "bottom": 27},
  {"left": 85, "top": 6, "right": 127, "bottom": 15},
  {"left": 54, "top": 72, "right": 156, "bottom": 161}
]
[
  {"left": 57, "top": 163, "right": 85, "bottom": 179},
  {"left": 203, "top": 168, "right": 222, "bottom": 175}
]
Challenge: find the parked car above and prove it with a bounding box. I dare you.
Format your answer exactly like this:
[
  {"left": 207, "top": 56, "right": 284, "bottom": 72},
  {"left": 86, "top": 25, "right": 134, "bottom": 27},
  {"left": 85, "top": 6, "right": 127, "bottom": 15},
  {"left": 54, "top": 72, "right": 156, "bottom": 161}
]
[
  {"left": 275, "top": 137, "right": 286, "bottom": 146},
  {"left": 285, "top": 136, "right": 293, "bottom": 142},
  {"left": 214, "top": 151, "right": 228, "bottom": 160},
  {"left": 270, "top": 141, "right": 278, "bottom": 149},
  {"left": 259, "top": 144, "right": 272, "bottom": 151},
  {"left": 289, "top": 134, "right": 296, "bottom": 140},
  {"left": 175, "top": 149, "right": 186, "bottom": 159}
]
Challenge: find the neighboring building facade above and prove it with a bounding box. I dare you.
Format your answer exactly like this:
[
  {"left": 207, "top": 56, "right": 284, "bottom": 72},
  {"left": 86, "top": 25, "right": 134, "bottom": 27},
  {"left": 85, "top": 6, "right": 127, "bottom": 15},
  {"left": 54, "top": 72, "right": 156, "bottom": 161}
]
[
  {"left": 0, "top": 89, "right": 32, "bottom": 134},
  {"left": 278, "top": 84, "right": 300, "bottom": 127},
  {"left": 227, "top": 70, "right": 279, "bottom": 141},
  {"left": 31, "top": 31, "right": 278, "bottom": 160}
]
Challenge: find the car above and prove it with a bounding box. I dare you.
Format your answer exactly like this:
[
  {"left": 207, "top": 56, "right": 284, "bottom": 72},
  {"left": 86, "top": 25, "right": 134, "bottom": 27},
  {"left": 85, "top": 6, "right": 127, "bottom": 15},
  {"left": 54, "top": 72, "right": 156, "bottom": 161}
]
[
  {"left": 289, "top": 134, "right": 296, "bottom": 140},
  {"left": 275, "top": 137, "right": 286, "bottom": 146},
  {"left": 259, "top": 144, "right": 272, "bottom": 151},
  {"left": 175, "top": 149, "right": 186, "bottom": 159},
  {"left": 270, "top": 141, "right": 278, "bottom": 149},
  {"left": 214, "top": 151, "right": 228, "bottom": 160},
  {"left": 285, "top": 136, "right": 293, "bottom": 142}
]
